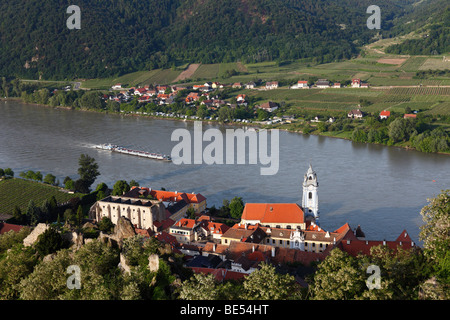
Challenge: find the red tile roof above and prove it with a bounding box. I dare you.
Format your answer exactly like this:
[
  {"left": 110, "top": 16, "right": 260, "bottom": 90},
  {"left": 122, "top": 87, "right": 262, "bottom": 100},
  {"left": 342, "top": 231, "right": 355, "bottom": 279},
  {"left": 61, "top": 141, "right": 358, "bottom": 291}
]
[
  {"left": 155, "top": 231, "right": 179, "bottom": 246},
  {"left": 241, "top": 203, "right": 304, "bottom": 224},
  {"left": 0, "top": 222, "right": 24, "bottom": 234},
  {"left": 380, "top": 110, "right": 391, "bottom": 117},
  {"left": 338, "top": 229, "right": 414, "bottom": 257}
]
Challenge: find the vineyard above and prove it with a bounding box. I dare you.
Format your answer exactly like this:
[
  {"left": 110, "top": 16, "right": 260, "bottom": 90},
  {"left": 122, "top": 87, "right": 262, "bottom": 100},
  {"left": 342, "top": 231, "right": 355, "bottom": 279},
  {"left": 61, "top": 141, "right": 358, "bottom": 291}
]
[
  {"left": 0, "top": 178, "right": 83, "bottom": 218},
  {"left": 385, "top": 87, "right": 450, "bottom": 96}
]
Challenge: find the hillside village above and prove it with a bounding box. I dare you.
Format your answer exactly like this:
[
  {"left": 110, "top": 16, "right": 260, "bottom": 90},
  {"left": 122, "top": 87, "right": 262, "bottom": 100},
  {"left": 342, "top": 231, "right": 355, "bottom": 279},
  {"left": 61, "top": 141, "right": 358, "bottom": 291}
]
[
  {"left": 0, "top": 165, "right": 416, "bottom": 285},
  {"left": 107, "top": 77, "right": 422, "bottom": 126}
]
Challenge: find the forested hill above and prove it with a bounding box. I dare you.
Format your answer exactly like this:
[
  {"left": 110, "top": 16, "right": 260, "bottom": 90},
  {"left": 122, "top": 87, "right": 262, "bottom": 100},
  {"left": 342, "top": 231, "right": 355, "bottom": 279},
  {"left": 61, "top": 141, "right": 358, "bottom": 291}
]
[
  {"left": 0, "top": 0, "right": 424, "bottom": 80},
  {"left": 385, "top": 3, "right": 450, "bottom": 55}
]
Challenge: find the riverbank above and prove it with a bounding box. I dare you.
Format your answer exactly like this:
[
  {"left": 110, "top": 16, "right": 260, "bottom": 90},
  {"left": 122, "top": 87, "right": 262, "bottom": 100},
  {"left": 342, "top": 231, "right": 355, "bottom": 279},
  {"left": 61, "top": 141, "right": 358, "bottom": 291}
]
[{"left": 3, "top": 97, "right": 449, "bottom": 156}]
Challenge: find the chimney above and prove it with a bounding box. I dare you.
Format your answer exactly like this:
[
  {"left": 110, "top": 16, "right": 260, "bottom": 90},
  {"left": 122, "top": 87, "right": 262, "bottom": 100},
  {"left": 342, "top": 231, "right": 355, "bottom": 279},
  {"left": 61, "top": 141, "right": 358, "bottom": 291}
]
[
  {"left": 213, "top": 244, "right": 216, "bottom": 252},
  {"left": 271, "top": 247, "right": 275, "bottom": 257},
  {"left": 383, "top": 240, "right": 386, "bottom": 246},
  {"left": 252, "top": 245, "right": 255, "bottom": 252}
]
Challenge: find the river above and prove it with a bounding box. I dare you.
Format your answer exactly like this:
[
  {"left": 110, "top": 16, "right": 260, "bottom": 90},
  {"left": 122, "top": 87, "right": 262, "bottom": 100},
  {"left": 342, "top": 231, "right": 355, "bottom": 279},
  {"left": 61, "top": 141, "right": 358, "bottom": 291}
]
[{"left": 1, "top": 100, "right": 449, "bottom": 243}]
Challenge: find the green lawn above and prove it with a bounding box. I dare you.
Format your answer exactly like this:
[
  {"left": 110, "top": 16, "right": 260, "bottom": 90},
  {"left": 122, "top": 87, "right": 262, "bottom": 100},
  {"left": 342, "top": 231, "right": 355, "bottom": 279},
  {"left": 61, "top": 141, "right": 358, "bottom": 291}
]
[{"left": 0, "top": 178, "right": 84, "bottom": 218}]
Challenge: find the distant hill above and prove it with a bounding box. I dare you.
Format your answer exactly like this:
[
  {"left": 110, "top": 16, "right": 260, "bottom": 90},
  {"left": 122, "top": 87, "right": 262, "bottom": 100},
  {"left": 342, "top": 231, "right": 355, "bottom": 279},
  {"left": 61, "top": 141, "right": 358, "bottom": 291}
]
[
  {"left": 385, "top": 3, "right": 450, "bottom": 55},
  {"left": 0, "top": 0, "right": 440, "bottom": 80}
]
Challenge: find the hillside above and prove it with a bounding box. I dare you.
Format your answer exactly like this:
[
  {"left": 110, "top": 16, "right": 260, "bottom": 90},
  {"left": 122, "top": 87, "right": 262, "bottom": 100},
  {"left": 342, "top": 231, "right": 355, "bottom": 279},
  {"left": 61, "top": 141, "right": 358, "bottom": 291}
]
[
  {"left": 0, "top": 0, "right": 419, "bottom": 80},
  {"left": 385, "top": 2, "right": 450, "bottom": 55}
]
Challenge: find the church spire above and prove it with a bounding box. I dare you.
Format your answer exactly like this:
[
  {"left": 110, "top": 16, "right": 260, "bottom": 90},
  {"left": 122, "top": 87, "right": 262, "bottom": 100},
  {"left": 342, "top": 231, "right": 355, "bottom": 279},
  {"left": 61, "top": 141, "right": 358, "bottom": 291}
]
[{"left": 302, "top": 164, "right": 319, "bottom": 223}]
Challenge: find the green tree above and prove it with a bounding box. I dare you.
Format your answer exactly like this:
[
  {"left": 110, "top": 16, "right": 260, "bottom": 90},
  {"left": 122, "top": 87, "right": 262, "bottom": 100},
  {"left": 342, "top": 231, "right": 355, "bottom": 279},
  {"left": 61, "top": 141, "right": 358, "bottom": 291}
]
[
  {"left": 352, "top": 127, "right": 368, "bottom": 143},
  {"left": 0, "top": 245, "right": 38, "bottom": 299},
  {"left": 229, "top": 196, "right": 244, "bottom": 219},
  {"left": 112, "top": 180, "right": 130, "bottom": 196},
  {"left": 34, "top": 227, "right": 67, "bottom": 257},
  {"left": 310, "top": 248, "right": 366, "bottom": 299},
  {"left": 179, "top": 273, "right": 222, "bottom": 300},
  {"left": 186, "top": 207, "right": 196, "bottom": 219},
  {"left": 77, "top": 154, "right": 100, "bottom": 193},
  {"left": 4, "top": 168, "right": 14, "bottom": 177},
  {"left": 243, "top": 262, "right": 300, "bottom": 299},
  {"left": 43, "top": 173, "right": 56, "bottom": 185},
  {"left": 98, "top": 217, "right": 114, "bottom": 234},
  {"left": 76, "top": 205, "right": 84, "bottom": 226},
  {"left": 419, "top": 190, "right": 450, "bottom": 292},
  {"left": 18, "top": 249, "right": 72, "bottom": 300}
]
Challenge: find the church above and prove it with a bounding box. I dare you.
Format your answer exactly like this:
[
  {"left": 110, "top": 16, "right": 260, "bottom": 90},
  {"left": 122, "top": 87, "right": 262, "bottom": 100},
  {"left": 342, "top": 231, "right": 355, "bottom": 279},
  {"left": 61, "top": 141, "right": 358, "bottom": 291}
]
[
  {"left": 234, "top": 164, "right": 415, "bottom": 255},
  {"left": 235, "top": 164, "right": 339, "bottom": 253}
]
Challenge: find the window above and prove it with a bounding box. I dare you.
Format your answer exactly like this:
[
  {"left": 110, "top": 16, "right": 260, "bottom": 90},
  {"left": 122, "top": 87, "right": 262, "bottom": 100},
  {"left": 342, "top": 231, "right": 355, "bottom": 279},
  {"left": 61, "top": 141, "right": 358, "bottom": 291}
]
[
  {"left": 309, "top": 192, "right": 312, "bottom": 199},
  {"left": 309, "top": 176, "right": 312, "bottom": 180},
  {"left": 272, "top": 239, "right": 275, "bottom": 244},
  {"left": 279, "top": 240, "right": 283, "bottom": 245},
  {"left": 267, "top": 239, "right": 270, "bottom": 243}
]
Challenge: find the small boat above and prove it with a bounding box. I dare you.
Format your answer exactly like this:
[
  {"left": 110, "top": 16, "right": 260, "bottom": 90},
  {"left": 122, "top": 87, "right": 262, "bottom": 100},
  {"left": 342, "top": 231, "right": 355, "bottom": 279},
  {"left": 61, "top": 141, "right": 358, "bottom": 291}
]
[{"left": 95, "top": 144, "right": 172, "bottom": 162}]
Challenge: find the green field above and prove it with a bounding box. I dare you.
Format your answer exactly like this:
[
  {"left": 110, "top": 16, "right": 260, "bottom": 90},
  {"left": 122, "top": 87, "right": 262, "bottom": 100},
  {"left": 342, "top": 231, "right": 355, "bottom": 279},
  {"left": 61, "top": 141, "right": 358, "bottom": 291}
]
[{"left": 0, "top": 178, "right": 83, "bottom": 218}]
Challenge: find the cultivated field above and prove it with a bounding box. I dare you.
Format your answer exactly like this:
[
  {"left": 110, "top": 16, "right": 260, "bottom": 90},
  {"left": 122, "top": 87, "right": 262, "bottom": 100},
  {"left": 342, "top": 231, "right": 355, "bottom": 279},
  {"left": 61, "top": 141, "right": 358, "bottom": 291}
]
[{"left": 0, "top": 178, "right": 83, "bottom": 218}]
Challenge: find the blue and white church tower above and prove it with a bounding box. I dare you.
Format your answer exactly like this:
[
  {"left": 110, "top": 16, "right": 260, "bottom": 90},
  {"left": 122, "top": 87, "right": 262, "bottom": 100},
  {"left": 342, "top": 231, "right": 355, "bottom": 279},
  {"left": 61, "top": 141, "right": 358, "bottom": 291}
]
[{"left": 302, "top": 164, "right": 319, "bottom": 224}]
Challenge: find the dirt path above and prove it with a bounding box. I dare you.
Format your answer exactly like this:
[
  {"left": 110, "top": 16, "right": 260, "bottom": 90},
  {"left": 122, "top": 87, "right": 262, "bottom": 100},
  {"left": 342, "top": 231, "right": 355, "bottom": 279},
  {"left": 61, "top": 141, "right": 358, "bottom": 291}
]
[{"left": 172, "top": 63, "right": 201, "bottom": 83}]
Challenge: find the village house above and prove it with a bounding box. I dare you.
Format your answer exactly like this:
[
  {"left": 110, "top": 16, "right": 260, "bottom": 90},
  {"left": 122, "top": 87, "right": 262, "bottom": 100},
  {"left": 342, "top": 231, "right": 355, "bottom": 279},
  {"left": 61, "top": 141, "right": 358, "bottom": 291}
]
[
  {"left": 315, "top": 79, "right": 330, "bottom": 88},
  {"left": 348, "top": 109, "right": 364, "bottom": 119},
  {"left": 211, "top": 82, "right": 223, "bottom": 89},
  {"left": 380, "top": 110, "right": 391, "bottom": 119},
  {"left": 333, "top": 83, "right": 341, "bottom": 88},
  {"left": 265, "top": 81, "right": 279, "bottom": 90},
  {"left": 404, "top": 113, "right": 417, "bottom": 119},
  {"left": 193, "top": 84, "right": 205, "bottom": 91},
  {"left": 291, "top": 80, "right": 309, "bottom": 89},
  {"left": 185, "top": 92, "right": 200, "bottom": 104},
  {"left": 245, "top": 81, "right": 256, "bottom": 89},
  {"left": 111, "top": 83, "right": 122, "bottom": 90},
  {"left": 257, "top": 101, "right": 279, "bottom": 112},
  {"left": 352, "top": 78, "right": 369, "bottom": 88},
  {"left": 169, "top": 216, "right": 230, "bottom": 244},
  {"left": 232, "top": 82, "right": 242, "bottom": 89},
  {"left": 351, "top": 78, "right": 361, "bottom": 88}
]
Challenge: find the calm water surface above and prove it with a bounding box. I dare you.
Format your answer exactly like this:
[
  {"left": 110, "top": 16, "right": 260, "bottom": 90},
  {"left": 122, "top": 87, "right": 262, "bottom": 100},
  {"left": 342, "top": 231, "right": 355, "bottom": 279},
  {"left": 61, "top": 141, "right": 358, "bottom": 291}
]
[{"left": 1, "top": 100, "right": 449, "bottom": 243}]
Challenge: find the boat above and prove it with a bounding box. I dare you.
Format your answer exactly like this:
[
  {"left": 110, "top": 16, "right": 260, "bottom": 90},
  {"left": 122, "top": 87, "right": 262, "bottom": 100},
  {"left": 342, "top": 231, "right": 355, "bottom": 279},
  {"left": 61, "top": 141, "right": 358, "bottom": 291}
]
[{"left": 95, "top": 144, "right": 172, "bottom": 162}]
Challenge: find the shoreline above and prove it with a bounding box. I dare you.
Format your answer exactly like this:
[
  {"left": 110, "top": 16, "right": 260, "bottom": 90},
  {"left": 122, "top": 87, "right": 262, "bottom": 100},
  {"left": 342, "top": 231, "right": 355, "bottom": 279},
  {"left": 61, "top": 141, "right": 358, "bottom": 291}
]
[{"left": 3, "top": 97, "right": 449, "bottom": 156}]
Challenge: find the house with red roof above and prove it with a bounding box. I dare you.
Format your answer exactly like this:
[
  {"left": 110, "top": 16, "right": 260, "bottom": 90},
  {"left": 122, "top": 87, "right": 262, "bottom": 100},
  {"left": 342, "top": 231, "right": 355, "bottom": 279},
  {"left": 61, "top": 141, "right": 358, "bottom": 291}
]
[
  {"left": 352, "top": 78, "right": 361, "bottom": 88},
  {"left": 337, "top": 228, "right": 415, "bottom": 257},
  {"left": 185, "top": 92, "right": 200, "bottom": 104},
  {"left": 380, "top": 110, "right": 391, "bottom": 119},
  {"left": 124, "top": 187, "right": 207, "bottom": 221},
  {"left": 169, "top": 217, "right": 229, "bottom": 245},
  {"left": 292, "top": 80, "right": 309, "bottom": 89}
]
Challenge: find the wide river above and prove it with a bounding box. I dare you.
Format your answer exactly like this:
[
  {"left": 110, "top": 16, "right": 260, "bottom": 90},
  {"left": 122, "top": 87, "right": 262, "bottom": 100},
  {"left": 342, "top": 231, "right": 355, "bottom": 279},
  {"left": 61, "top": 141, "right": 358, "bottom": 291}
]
[{"left": 1, "top": 100, "right": 449, "bottom": 243}]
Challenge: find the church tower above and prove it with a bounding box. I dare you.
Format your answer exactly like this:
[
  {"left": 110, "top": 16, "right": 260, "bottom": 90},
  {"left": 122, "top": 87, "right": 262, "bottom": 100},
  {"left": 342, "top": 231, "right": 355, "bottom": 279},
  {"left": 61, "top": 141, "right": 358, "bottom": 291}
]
[{"left": 302, "top": 164, "right": 319, "bottom": 223}]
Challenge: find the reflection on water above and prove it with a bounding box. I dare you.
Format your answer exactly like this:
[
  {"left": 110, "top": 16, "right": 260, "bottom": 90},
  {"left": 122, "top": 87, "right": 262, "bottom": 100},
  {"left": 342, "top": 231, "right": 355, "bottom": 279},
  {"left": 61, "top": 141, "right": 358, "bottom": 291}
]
[{"left": 1, "top": 101, "right": 449, "bottom": 243}]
